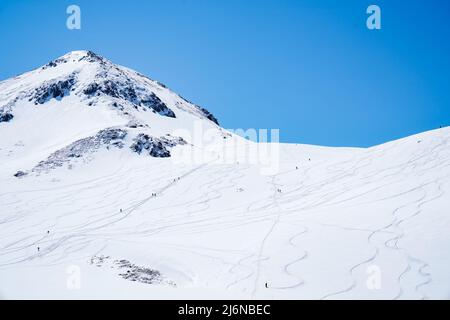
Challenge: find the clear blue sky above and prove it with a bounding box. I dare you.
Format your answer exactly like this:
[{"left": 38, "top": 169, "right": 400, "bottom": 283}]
[{"left": 0, "top": 0, "right": 449, "bottom": 147}]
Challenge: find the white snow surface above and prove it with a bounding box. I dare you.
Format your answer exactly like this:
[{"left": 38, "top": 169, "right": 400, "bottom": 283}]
[{"left": 0, "top": 51, "right": 449, "bottom": 299}]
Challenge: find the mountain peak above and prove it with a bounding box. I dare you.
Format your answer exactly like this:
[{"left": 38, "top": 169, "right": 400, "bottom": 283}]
[
  {"left": 60, "top": 50, "right": 93, "bottom": 58},
  {"left": 43, "top": 50, "right": 108, "bottom": 70},
  {"left": 1, "top": 51, "right": 219, "bottom": 128},
  {"left": 0, "top": 51, "right": 226, "bottom": 178},
  {"left": 65, "top": 49, "right": 95, "bottom": 56}
]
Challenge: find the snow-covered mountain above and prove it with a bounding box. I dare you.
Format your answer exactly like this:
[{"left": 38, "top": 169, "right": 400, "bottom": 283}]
[{"left": 0, "top": 51, "right": 449, "bottom": 299}]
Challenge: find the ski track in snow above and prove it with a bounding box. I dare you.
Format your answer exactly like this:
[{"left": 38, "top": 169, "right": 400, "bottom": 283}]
[
  {"left": 319, "top": 135, "right": 450, "bottom": 300},
  {"left": 1, "top": 132, "right": 449, "bottom": 299},
  {"left": 1, "top": 51, "right": 449, "bottom": 299}
]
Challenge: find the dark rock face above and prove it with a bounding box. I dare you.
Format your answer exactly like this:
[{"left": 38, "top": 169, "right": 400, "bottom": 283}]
[
  {"left": 131, "top": 134, "right": 170, "bottom": 157},
  {"left": 13, "top": 171, "right": 27, "bottom": 178},
  {"left": 130, "top": 134, "right": 186, "bottom": 158},
  {"left": 199, "top": 107, "right": 219, "bottom": 125},
  {"left": 83, "top": 79, "right": 175, "bottom": 118},
  {"left": 83, "top": 80, "right": 120, "bottom": 98},
  {"left": 30, "top": 75, "right": 77, "bottom": 104},
  {"left": 148, "top": 141, "right": 170, "bottom": 157},
  {"left": 0, "top": 111, "right": 13, "bottom": 123},
  {"left": 141, "top": 93, "right": 175, "bottom": 118}
]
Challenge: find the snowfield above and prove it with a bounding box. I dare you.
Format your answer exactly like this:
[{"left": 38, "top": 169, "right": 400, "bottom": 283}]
[{"left": 0, "top": 51, "right": 449, "bottom": 299}]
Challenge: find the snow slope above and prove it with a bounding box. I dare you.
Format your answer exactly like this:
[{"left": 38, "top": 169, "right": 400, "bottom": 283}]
[{"left": 0, "top": 51, "right": 449, "bottom": 299}]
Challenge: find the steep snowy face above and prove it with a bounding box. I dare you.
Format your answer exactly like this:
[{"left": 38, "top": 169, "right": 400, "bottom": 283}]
[
  {"left": 0, "top": 51, "right": 227, "bottom": 175},
  {"left": 0, "top": 50, "right": 219, "bottom": 126}
]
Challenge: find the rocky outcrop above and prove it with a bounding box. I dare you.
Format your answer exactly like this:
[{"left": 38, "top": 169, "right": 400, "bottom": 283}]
[
  {"left": 199, "top": 106, "right": 219, "bottom": 125},
  {"left": 29, "top": 74, "right": 77, "bottom": 104},
  {"left": 89, "top": 255, "right": 176, "bottom": 286},
  {"left": 83, "top": 80, "right": 175, "bottom": 118},
  {"left": 32, "top": 128, "right": 127, "bottom": 173},
  {"left": 140, "top": 93, "right": 175, "bottom": 117},
  {"left": 0, "top": 108, "right": 13, "bottom": 123},
  {"left": 130, "top": 134, "right": 186, "bottom": 158},
  {"left": 79, "top": 50, "right": 106, "bottom": 64}
]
